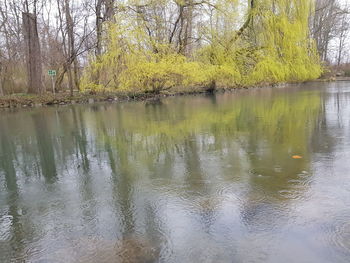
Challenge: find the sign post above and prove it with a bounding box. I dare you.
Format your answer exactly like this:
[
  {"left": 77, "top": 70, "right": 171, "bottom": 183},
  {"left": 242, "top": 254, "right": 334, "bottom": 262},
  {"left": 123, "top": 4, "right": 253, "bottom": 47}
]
[{"left": 48, "top": 70, "right": 57, "bottom": 95}]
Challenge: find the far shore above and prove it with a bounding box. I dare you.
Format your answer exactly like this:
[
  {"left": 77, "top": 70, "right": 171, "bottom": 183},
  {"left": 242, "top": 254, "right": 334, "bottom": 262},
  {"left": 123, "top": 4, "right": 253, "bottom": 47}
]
[{"left": 1, "top": 77, "right": 348, "bottom": 110}]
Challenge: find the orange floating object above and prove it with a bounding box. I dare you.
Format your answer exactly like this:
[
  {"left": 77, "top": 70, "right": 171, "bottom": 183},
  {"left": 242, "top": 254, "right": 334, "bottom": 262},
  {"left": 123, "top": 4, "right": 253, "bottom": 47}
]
[{"left": 292, "top": 155, "right": 303, "bottom": 159}]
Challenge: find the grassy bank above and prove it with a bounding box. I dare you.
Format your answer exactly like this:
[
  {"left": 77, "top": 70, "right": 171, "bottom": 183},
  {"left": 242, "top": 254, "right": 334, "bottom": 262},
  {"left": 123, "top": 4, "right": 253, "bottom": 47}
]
[
  {"left": 0, "top": 86, "right": 208, "bottom": 109},
  {"left": 0, "top": 84, "right": 279, "bottom": 109},
  {"left": 3, "top": 75, "right": 348, "bottom": 109},
  {"left": 0, "top": 79, "right": 327, "bottom": 109}
]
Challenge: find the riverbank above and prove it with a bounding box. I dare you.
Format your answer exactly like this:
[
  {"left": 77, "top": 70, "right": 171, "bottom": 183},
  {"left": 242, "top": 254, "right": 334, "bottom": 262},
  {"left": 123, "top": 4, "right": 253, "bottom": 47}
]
[
  {"left": 0, "top": 85, "right": 257, "bottom": 109},
  {"left": 0, "top": 78, "right": 345, "bottom": 109},
  {"left": 0, "top": 87, "right": 208, "bottom": 109}
]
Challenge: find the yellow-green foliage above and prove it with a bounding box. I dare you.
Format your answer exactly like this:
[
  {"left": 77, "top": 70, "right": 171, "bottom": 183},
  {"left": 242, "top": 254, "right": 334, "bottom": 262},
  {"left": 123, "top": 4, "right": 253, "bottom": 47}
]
[
  {"left": 119, "top": 52, "right": 209, "bottom": 93},
  {"left": 81, "top": 23, "right": 210, "bottom": 93},
  {"left": 246, "top": 0, "right": 322, "bottom": 84},
  {"left": 81, "top": 0, "right": 322, "bottom": 93}
]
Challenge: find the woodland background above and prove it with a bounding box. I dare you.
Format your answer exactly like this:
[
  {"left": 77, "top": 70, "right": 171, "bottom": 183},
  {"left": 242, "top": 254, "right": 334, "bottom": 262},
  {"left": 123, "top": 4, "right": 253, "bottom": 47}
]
[{"left": 0, "top": 0, "right": 348, "bottom": 96}]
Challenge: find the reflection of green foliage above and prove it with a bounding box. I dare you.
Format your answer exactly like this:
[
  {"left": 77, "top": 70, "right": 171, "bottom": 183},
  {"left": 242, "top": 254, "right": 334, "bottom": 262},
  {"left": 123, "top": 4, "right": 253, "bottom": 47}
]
[
  {"left": 0, "top": 89, "right": 322, "bottom": 203},
  {"left": 87, "top": 90, "right": 321, "bottom": 201},
  {"left": 96, "top": 91, "right": 320, "bottom": 153}
]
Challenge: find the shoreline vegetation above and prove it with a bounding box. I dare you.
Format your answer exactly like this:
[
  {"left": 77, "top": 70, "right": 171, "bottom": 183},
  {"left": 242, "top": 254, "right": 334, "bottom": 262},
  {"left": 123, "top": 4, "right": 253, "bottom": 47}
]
[
  {"left": 0, "top": 77, "right": 347, "bottom": 109},
  {"left": 76, "top": 0, "right": 322, "bottom": 97},
  {"left": 1, "top": 0, "right": 325, "bottom": 101},
  {"left": 0, "top": 84, "right": 261, "bottom": 109}
]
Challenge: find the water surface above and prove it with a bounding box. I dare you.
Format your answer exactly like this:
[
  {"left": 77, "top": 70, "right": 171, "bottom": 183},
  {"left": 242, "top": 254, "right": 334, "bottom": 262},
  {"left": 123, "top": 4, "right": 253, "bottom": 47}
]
[{"left": 1, "top": 82, "right": 350, "bottom": 262}]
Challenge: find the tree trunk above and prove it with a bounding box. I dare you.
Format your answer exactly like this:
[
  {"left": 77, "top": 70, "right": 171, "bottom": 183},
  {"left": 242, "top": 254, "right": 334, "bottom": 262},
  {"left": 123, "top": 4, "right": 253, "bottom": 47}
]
[
  {"left": 55, "top": 67, "right": 66, "bottom": 90},
  {"left": 73, "top": 58, "right": 80, "bottom": 91},
  {"left": 64, "top": 0, "right": 76, "bottom": 96},
  {"left": 96, "top": 0, "right": 115, "bottom": 56},
  {"left": 22, "top": 12, "right": 43, "bottom": 94},
  {"left": 0, "top": 64, "right": 3, "bottom": 96},
  {"left": 96, "top": 0, "right": 103, "bottom": 57},
  {"left": 186, "top": 7, "right": 194, "bottom": 55},
  {"left": 0, "top": 79, "right": 4, "bottom": 96},
  {"left": 95, "top": 0, "right": 115, "bottom": 86},
  {"left": 105, "top": 0, "right": 115, "bottom": 21}
]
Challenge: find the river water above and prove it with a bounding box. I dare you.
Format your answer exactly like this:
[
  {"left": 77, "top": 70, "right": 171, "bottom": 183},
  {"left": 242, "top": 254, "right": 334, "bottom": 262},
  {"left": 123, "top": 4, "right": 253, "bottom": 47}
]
[{"left": 0, "top": 82, "right": 350, "bottom": 263}]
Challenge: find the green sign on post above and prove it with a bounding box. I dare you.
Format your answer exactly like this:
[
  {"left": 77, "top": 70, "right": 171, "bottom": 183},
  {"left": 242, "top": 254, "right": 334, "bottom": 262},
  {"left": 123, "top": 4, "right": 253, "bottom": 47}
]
[
  {"left": 48, "top": 70, "right": 57, "bottom": 76},
  {"left": 48, "top": 70, "right": 57, "bottom": 94}
]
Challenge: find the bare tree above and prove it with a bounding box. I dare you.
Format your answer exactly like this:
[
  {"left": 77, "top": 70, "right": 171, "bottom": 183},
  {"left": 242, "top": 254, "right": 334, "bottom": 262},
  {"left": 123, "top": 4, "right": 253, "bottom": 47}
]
[
  {"left": 311, "top": 0, "right": 349, "bottom": 62},
  {"left": 22, "top": 11, "right": 43, "bottom": 94},
  {"left": 64, "top": 0, "right": 76, "bottom": 95},
  {"left": 336, "top": 9, "right": 349, "bottom": 65}
]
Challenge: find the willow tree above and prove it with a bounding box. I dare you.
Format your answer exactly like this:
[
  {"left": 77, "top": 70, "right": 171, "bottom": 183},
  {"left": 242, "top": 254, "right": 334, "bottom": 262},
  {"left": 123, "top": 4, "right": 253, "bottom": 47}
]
[
  {"left": 199, "top": 0, "right": 322, "bottom": 86},
  {"left": 81, "top": 0, "right": 322, "bottom": 93},
  {"left": 248, "top": 0, "right": 322, "bottom": 83}
]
